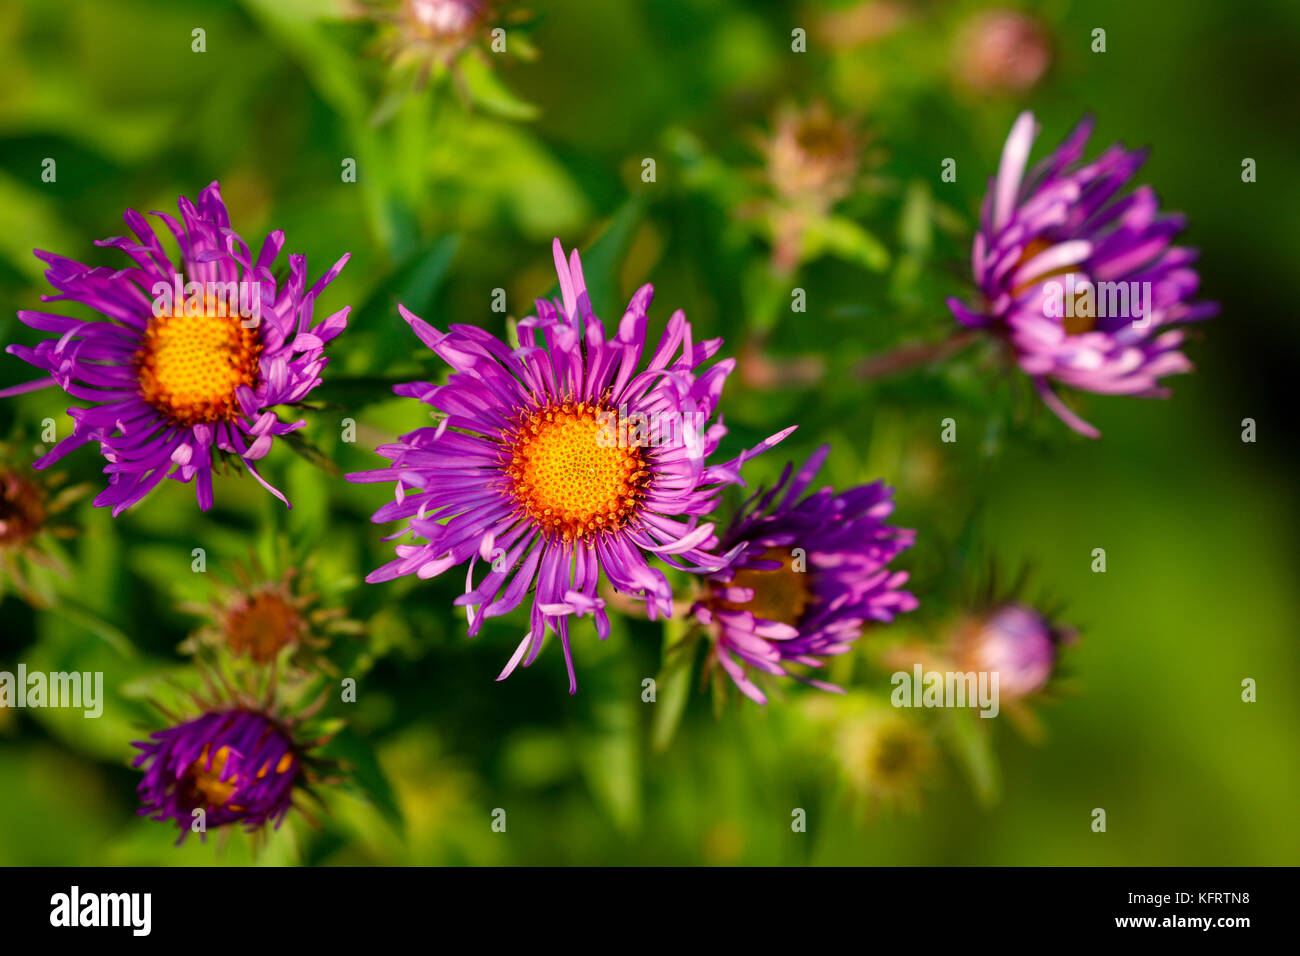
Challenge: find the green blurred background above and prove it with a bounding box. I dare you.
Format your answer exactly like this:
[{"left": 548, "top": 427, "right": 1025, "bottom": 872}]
[{"left": 1, "top": 0, "right": 1297, "bottom": 865}]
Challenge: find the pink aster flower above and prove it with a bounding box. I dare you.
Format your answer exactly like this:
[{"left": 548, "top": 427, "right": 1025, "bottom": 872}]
[
  {"left": 947, "top": 112, "right": 1217, "bottom": 437},
  {"left": 691, "top": 446, "right": 917, "bottom": 704},
  {"left": 1, "top": 181, "right": 350, "bottom": 513},
  {"left": 347, "top": 239, "right": 793, "bottom": 692}
]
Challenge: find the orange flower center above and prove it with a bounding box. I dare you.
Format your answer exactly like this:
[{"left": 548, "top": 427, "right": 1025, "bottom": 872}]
[
  {"left": 715, "top": 546, "right": 812, "bottom": 626},
  {"left": 184, "top": 743, "right": 295, "bottom": 811},
  {"left": 186, "top": 745, "right": 238, "bottom": 808},
  {"left": 504, "top": 401, "right": 650, "bottom": 541},
  {"left": 224, "top": 590, "right": 305, "bottom": 663},
  {"left": 135, "top": 297, "right": 262, "bottom": 426}
]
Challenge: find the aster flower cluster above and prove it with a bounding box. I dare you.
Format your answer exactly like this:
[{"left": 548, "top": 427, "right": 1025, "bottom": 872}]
[{"left": 1, "top": 82, "right": 1217, "bottom": 846}]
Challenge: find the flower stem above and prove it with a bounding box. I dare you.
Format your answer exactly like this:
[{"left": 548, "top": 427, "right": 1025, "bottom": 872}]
[{"left": 854, "top": 329, "right": 982, "bottom": 380}]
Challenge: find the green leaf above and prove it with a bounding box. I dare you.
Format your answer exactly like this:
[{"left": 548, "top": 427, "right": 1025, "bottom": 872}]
[
  {"left": 662, "top": 126, "right": 751, "bottom": 207},
  {"left": 348, "top": 234, "right": 461, "bottom": 375},
  {"left": 318, "top": 727, "right": 406, "bottom": 835},
  {"left": 651, "top": 615, "right": 697, "bottom": 752},
  {"left": 944, "top": 709, "right": 1000, "bottom": 807},
  {"left": 459, "top": 54, "right": 539, "bottom": 121},
  {"left": 47, "top": 597, "right": 137, "bottom": 659},
  {"left": 577, "top": 697, "right": 641, "bottom": 834},
  {"left": 802, "top": 214, "right": 891, "bottom": 271},
  {"left": 280, "top": 429, "right": 342, "bottom": 478},
  {"left": 0, "top": 173, "right": 80, "bottom": 282},
  {"left": 741, "top": 256, "right": 790, "bottom": 335},
  {"left": 898, "top": 178, "right": 934, "bottom": 258},
  {"left": 426, "top": 116, "right": 590, "bottom": 239}
]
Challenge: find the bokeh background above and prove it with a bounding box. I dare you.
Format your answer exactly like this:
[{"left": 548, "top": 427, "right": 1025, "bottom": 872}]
[{"left": 1, "top": 0, "right": 1297, "bottom": 865}]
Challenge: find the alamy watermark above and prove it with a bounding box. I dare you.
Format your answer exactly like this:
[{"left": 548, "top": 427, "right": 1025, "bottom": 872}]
[
  {"left": 50, "top": 886, "right": 151, "bottom": 936},
  {"left": 1043, "top": 273, "right": 1153, "bottom": 329},
  {"left": 0, "top": 664, "right": 103, "bottom": 718},
  {"left": 891, "top": 664, "right": 999, "bottom": 718}
]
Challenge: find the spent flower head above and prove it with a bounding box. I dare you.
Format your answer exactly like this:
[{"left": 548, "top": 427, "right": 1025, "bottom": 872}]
[
  {"left": 0, "top": 443, "right": 90, "bottom": 606},
  {"left": 179, "top": 554, "right": 361, "bottom": 677}
]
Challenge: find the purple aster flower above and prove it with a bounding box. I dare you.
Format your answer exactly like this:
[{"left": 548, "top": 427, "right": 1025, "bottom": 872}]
[
  {"left": 132, "top": 708, "right": 302, "bottom": 842},
  {"left": 953, "top": 603, "right": 1074, "bottom": 699},
  {"left": 347, "top": 239, "right": 793, "bottom": 693},
  {"left": 1, "top": 181, "right": 350, "bottom": 513},
  {"left": 947, "top": 112, "right": 1217, "bottom": 438},
  {"left": 691, "top": 446, "right": 918, "bottom": 704}
]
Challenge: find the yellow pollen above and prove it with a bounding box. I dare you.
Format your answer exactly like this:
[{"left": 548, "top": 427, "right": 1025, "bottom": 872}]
[
  {"left": 716, "top": 547, "right": 812, "bottom": 626},
  {"left": 504, "top": 401, "right": 650, "bottom": 541},
  {"left": 187, "top": 745, "right": 238, "bottom": 808},
  {"left": 135, "top": 295, "right": 262, "bottom": 426}
]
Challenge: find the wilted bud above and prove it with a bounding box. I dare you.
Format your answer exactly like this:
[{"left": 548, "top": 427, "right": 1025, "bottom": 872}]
[
  {"left": 838, "top": 713, "right": 934, "bottom": 810},
  {"left": 181, "top": 559, "right": 360, "bottom": 676},
  {"left": 815, "top": 1, "right": 908, "bottom": 51},
  {"left": 0, "top": 456, "right": 87, "bottom": 607},
  {"left": 361, "top": 0, "right": 497, "bottom": 73},
  {"left": 954, "top": 10, "right": 1052, "bottom": 94},
  {"left": 764, "top": 102, "right": 862, "bottom": 211}
]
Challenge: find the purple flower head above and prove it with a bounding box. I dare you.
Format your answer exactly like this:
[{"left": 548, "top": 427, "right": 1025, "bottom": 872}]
[
  {"left": 947, "top": 112, "right": 1217, "bottom": 438},
  {"left": 691, "top": 446, "right": 918, "bottom": 704},
  {"left": 132, "top": 708, "right": 301, "bottom": 842},
  {"left": 347, "top": 239, "right": 793, "bottom": 693},
  {"left": 956, "top": 603, "right": 1073, "bottom": 699},
  {"left": 1, "top": 181, "right": 351, "bottom": 513}
]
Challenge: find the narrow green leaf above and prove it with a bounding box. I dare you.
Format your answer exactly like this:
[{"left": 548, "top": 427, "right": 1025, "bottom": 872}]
[
  {"left": 281, "top": 429, "right": 342, "bottom": 477},
  {"left": 459, "top": 54, "right": 539, "bottom": 121},
  {"left": 651, "top": 615, "right": 697, "bottom": 752},
  {"left": 318, "top": 727, "right": 406, "bottom": 835},
  {"left": 944, "top": 709, "right": 1000, "bottom": 807},
  {"left": 802, "top": 214, "right": 891, "bottom": 271}
]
